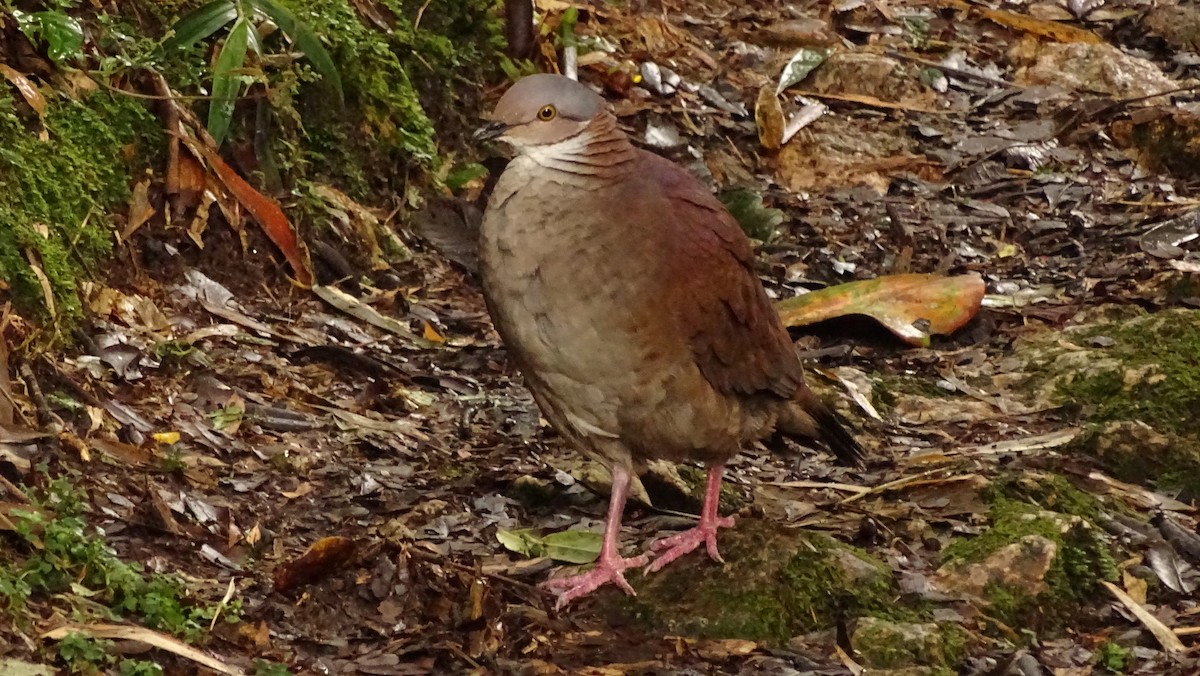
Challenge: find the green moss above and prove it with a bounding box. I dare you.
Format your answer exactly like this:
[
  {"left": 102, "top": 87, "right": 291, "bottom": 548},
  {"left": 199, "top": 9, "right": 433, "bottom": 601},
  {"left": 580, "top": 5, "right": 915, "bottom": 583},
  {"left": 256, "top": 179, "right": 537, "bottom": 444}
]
[
  {"left": 987, "top": 472, "right": 1103, "bottom": 521},
  {"left": 677, "top": 464, "right": 747, "bottom": 514},
  {"left": 1054, "top": 310, "right": 1200, "bottom": 436},
  {"left": 941, "top": 497, "right": 1117, "bottom": 629},
  {"left": 611, "top": 521, "right": 901, "bottom": 643},
  {"left": 274, "top": 0, "right": 501, "bottom": 196},
  {"left": 1068, "top": 422, "right": 1200, "bottom": 499},
  {"left": 0, "top": 90, "right": 161, "bottom": 320},
  {"left": 852, "top": 617, "right": 967, "bottom": 671}
]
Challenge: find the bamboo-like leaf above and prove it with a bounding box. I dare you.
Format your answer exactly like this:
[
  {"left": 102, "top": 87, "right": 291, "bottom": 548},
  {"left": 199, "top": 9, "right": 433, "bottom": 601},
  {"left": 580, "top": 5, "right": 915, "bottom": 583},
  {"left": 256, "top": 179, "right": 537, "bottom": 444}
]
[
  {"left": 252, "top": 0, "right": 344, "bottom": 103},
  {"left": 207, "top": 16, "right": 252, "bottom": 147},
  {"left": 775, "top": 273, "right": 986, "bottom": 347},
  {"left": 164, "top": 0, "right": 238, "bottom": 51}
]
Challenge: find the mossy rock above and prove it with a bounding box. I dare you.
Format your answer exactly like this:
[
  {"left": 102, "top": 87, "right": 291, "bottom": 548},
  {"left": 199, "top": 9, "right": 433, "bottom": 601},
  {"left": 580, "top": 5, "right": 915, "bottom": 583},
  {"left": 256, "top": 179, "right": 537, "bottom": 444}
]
[
  {"left": 604, "top": 520, "right": 901, "bottom": 643},
  {"left": 937, "top": 497, "right": 1117, "bottom": 630},
  {"left": 1003, "top": 308, "right": 1200, "bottom": 495},
  {"left": 850, "top": 617, "right": 967, "bottom": 672},
  {"left": 1068, "top": 421, "right": 1200, "bottom": 499}
]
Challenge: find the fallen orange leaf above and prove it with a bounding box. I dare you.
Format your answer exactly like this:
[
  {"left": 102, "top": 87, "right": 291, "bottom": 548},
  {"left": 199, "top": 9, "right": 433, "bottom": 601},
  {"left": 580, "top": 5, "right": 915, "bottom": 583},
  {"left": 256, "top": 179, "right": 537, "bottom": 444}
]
[
  {"left": 273, "top": 536, "right": 357, "bottom": 593},
  {"left": 184, "top": 137, "right": 314, "bottom": 286},
  {"left": 774, "top": 273, "right": 985, "bottom": 347},
  {"left": 938, "top": 0, "right": 1103, "bottom": 44}
]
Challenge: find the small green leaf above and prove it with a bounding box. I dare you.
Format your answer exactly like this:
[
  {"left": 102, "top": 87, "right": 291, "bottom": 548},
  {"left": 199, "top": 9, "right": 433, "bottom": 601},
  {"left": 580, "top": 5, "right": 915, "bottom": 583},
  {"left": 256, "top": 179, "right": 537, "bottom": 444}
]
[
  {"left": 207, "top": 16, "right": 253, "bottom": 147},
  {"left": 719, "top": 188, "right": 784, "bottom": 242},
  {"left": 496, "top": 528, "right": 546, "bottom": 558},
  {"left": 163, "top": 0, "right": 238, "bottom": 51},
  {"left": 13, "top": 10, "right": 84, "bottom": 64},
  {"left": 777, "top": 48, "right": 831, "bottom": 94},
  {"left": 252, "top": 0, "right": 343, "bottom": 104},
  {"left": 444, "top": 163, "right": 488, "bottom": 193},
  {"left": 541, "top": 530, "right": 602, "bottom": 564}
]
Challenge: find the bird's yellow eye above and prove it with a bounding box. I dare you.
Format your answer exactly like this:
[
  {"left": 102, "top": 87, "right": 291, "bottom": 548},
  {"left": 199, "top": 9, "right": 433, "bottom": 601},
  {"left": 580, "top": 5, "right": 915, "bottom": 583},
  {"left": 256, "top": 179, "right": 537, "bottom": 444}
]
[{"left": 537, "top": 104, "right": 557, "bottom": 121}]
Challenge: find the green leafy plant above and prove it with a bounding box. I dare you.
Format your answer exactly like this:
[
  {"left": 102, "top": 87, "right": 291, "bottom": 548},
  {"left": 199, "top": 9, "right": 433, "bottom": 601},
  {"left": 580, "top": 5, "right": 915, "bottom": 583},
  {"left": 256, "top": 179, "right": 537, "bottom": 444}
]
[
  {"left": 12, "top": 5, "right": 85, "bottom": 64},
  {"left": 56, "top": 632, "right": 114, "bottom": 674},
  {"left": 1096, "top": 641, "right": 1132, "bottom": 673},
  {"left": 253, "top": 660, "right": 294, "bottom": 676},
  {"left": 1, "top": 477, "right": 240, "bottom": 642},
  {"left": 164, "top": 0, "right": 343, "bottom": 146}
]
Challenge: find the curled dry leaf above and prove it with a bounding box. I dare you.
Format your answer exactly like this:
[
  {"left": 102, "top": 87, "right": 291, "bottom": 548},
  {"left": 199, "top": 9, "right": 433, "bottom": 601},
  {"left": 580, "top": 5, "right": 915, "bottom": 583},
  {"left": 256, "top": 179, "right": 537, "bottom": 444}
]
[
  {"left": 938, "top": 0, "right": 1103, "bottom": 44},
  {"left": 273, "top": 535, "right": 358, "bottom": 592},
  {"left": 180, "top": 134, "right": 314, "bottom": 286},
  {"left": 755, "top": 85, "right": 784, "bottom": 150},
  {"left": 774, "top": 273, "right": 986, "bottom": 347},
  {"left": 0, "top": 64, "right": 47, "bottom": 117}
]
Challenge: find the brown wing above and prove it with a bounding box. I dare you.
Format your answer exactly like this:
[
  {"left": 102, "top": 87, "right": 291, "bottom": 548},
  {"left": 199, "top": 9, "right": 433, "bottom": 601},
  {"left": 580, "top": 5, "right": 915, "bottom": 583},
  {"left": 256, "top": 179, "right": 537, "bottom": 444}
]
[{"left": 646, "top": 153, "right": 805, "bottom": 399}]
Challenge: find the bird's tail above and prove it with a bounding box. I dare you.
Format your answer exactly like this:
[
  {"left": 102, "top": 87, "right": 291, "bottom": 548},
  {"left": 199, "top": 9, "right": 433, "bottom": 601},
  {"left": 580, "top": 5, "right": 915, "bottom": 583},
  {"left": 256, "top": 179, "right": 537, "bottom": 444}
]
[{"left": 775, "top": 388, "right": 867, "bottom": 468}]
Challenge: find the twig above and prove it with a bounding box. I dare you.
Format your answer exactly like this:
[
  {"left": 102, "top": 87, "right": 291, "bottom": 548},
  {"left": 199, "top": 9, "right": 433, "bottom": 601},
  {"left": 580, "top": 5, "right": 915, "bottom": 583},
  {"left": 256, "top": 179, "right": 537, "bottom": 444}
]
[
  {"left": 0, "top": 473, "right": 31, "bottom": 504},
  {"left": 79, "top": 69, "right": 269, "bottom": 102},
  {"left": 1101, "top": 581, "right": 1188, "bottom": 656},
  {"left": 17, "top": 360, "right": 62, "bottom": 434},
  {"left": 413, "top": 0, "right": 434, "bottom": 31},
  {"left": 769, "top": 479, "right": 871, "bottom": 495},
  {"left": 885, "top": 49, "right": 1016, "bottom": 89},
  {"left": 840, "top": 469, "right": 946, "bottom": 505},
  {"left": 406, "top": 544, "right": 540, "bottom": 592},
  {"left": 1051, "top": 83, "right": 1200, "bottom": 138}
]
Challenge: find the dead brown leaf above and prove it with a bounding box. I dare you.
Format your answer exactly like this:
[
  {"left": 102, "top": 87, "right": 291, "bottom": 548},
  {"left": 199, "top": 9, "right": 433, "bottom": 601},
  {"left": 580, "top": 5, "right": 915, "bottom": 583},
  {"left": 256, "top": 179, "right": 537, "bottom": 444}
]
[{"left": 273, "top": 536, "right": 358, "bottom": 592}]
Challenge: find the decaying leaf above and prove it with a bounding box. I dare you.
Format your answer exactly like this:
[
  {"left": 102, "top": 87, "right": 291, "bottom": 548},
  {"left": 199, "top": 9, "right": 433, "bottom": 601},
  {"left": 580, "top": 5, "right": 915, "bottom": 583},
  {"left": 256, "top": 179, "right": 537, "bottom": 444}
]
[
  {"left": 0, "top": 64, "right": 47, "bottom": 117},
  {"left": 775, "top": 273, "right": 986, "bottom": 346},
  {"left": 180, "top": 133, "right": 313, "bottom": 286},
  {"left": 755, "top": 85, "right": 784, "bottom": 150},
  {"left": 939, "top": 0, "right": 1103, "bottom": 44},
  {"left": 777, "top": 48, "right": 831, "bottom": 93},
  {"left": 273, "top": 536, "right": 358, "bottom": 592}
]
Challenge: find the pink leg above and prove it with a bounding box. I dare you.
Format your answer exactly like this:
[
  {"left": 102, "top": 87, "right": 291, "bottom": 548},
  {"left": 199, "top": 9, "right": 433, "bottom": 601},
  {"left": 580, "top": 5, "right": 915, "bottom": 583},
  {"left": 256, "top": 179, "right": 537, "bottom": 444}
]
[
  {"left": 646, "top": 464, "right": 734, "bottom": 573},
  {"left": 540, "top": 465, "right": 649, "bottom": 609}
]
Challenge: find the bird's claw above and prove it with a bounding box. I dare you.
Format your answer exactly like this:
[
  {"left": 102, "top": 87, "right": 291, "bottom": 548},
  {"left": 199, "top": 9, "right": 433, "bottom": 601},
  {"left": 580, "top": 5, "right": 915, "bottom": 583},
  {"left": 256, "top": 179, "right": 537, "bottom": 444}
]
[
  {"left": 542, "top": 552, "right": 650, "bottom": 609},
  {"left": 645, "top": 516, "right": 734, "bottom": 573}
]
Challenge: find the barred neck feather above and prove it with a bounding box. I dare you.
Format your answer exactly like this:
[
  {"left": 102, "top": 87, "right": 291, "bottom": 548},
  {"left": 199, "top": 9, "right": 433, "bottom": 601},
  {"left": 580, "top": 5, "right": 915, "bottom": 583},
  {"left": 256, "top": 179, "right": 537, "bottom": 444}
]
[{"left": 523, "top": 114, "right": 637, "bottom": 184}]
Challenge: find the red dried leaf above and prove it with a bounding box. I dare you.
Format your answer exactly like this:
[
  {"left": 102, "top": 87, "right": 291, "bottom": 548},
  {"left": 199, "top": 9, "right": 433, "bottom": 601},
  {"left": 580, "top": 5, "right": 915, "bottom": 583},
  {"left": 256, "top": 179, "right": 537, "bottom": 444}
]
[
  {"left": 188, "top": 140, "right": 314, "bottom": 286},
  {"left": 273, "top": 536, "right": 358, "bottom": 592}
]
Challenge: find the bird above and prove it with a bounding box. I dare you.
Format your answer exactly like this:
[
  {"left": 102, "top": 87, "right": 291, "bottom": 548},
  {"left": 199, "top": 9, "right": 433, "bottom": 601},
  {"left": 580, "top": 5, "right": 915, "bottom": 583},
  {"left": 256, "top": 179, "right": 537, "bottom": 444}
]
[{"left": 475, "top": 73, "right": 865, "bottom": 609}]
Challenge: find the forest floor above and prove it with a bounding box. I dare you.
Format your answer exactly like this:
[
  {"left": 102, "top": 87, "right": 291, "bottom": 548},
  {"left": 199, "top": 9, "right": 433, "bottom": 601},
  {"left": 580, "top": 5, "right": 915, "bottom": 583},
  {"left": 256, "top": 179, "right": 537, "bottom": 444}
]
[{"left": 4, "top": 0, "right": 1200, "bottom": 674}]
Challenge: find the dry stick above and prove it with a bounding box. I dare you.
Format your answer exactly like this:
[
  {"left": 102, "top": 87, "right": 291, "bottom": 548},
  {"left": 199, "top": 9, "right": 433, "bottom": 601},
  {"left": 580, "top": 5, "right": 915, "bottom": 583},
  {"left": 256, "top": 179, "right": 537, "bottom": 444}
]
[
  {"left": 1051, "top": 83, "right": 1200, "bottom": 138},
  {"left": 1101, "top": 581, "right": 1188, "bottom": 655},
  {"left": 405, "top": 544, "right": 540, "bottom": 593},
  {"left": 885, "top": 49, "right": 1017, "bottom": 89},
  {"left": 17, "top": 361, "right": 62, "bottom": 434},
  {"left": 840, "top": 468, "right": 946, "bottom": 505},
  {"left": 769, "top": 479, "right": 871, "bottom": 495},
  {"left": 0, "top": 473, "right": 31, "bottom": 504},
  {"left": 80, "top": 68, "right": 269, "bottom": 102}
]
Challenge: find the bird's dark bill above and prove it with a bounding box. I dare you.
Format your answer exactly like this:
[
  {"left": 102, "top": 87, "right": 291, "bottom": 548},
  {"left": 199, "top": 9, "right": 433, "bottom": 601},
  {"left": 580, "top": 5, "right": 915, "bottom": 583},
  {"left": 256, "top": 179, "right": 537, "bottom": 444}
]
[{"left": 473, "top": 121, "right": 510, "bottom": 142}]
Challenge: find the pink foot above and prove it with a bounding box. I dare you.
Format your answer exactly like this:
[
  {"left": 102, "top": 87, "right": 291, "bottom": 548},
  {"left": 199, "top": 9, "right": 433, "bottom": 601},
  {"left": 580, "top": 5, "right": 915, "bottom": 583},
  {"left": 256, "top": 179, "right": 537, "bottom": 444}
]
[
  {"left": 541, "top": 551, "right": 650, "bottom": 609},
  {"left": 645, "top": 515, "right": 734, "bottom": 572}
]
